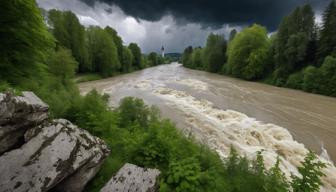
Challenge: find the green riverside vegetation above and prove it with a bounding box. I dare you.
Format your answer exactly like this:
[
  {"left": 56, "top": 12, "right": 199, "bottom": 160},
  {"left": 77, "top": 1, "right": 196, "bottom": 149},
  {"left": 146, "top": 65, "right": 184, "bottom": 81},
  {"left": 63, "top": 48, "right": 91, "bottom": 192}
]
[
  {"left": 0, "top": 0, "right": 328, "bottom": 192},
  {"left": 181, "top": 1, "right": 336, "bottom": 97},
  {"left": 68, "top": 93, "right": 326, "bottom": 192}
]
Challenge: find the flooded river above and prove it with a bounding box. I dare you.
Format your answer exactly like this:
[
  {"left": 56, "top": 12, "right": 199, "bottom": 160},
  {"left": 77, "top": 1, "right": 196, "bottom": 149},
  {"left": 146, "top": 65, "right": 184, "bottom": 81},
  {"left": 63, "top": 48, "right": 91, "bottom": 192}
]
[{"left": 79, "top": 63, "right": 336, "bottom": 190}]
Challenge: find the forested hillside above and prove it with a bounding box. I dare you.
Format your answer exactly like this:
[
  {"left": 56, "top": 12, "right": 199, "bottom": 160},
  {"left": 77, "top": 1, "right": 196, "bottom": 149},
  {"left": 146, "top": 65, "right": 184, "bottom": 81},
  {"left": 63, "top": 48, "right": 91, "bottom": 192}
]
[
  {"left": 0, "top": 1, "right": 329, "bottom": 192},
  {"left": 182, "top": 1, "right": 336, "bottom": 97}
]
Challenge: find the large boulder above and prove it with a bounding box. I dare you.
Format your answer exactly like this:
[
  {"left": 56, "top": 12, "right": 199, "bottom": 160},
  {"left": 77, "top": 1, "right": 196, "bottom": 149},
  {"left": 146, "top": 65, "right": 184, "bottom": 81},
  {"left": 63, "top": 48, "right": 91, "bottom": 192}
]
[
  {"left": 0, "top": 92, "right": 48, "bottom": 154},
  {"left": 0, "top": 119, "right": 110, "bottom": 192},
  {"left": 101, "top": 163, "right": 160, "bottom": 192}
]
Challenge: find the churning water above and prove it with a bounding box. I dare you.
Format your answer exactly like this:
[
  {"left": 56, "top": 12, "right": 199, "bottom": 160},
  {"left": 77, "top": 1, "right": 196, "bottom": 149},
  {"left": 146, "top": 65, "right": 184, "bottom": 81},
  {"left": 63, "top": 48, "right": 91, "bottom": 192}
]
[{"left": 79, "top": 63, "right": 336, "bottom": 191}]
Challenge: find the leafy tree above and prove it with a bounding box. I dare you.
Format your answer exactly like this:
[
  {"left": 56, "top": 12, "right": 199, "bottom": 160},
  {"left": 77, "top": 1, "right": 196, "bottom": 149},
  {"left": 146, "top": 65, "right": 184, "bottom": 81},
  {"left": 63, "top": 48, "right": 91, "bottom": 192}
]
[
  {"left": 157, "top": 55, "right": 165, "bottom": 65},
  {"left": 0, "top": 0, "right": 55, "bottom": 87},
  {"left": 273, "top": 5, "right": 316, "bottom": 82},
  {"left": 148, "top": 52, "right": 159, "bottom": 66},
  {"left": 48, "top": 10, "right": 90, "bottom": 72},
  {"left": 291, "top": 151, "right": 326, "bottom": 192},
  {"left": 0, "top": 0, "right": 80, "bottom": 118},
  {"left": 224, "top": 147, "right": 253, "bottom": 192},
  {"left": 87, "top": 27, "right": 120, "bottom": 77},
  {"left": 142, "top": 55, "right": 149, "bottom": 68},
  {"left": 203, "top": 33, "right": 227, "bottom": 72},
  {"left": 227, "top": 24, "right": 270, "bottom": 80},
  {"left": 182, "top": 46, "right": 193, "bottom": 68},
  {"left": 128, "top": 43, "right": 143, "bottom": 69},
  {"left": 318, "top": 0, "right": 336, "bottom": 61},
  {"left": 105, "top": 26, "right": 124, "bottom": 70},
  {"left": 48, "top": 48, "right": 78, "bottom": 85},
  {"left": 251, "top": 151, "right": 266, "bottom": 189},
  {"left": 265, "top": 157, "right": 289, "bottom": 192},
  {"left": 229, "top": 29, "right": 237, "bottom": 41},
  {"left": 121, "top": 46, "right": 134, "bottom": 72},
  {"left": 225, "top": 147, "right": 240, "bottom": 176},
  {"left": 192, "top": 48, "right": 203, "bottom": 69}
]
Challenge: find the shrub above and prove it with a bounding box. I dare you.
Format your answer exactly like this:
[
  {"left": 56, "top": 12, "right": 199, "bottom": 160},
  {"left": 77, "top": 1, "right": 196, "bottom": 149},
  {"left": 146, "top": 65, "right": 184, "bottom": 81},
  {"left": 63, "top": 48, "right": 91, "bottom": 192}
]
[
  {"left": 286, "top": 72, "right": 303, "bottom": 89},
  {"left": 291, "top": 151, "right": 326, "bottom": 192},
  {"left": 164, "top": 157, "right": 201, "bottom": 192},
  {"left": 302, "top": 66, "right": 321, "bottom": 93}
]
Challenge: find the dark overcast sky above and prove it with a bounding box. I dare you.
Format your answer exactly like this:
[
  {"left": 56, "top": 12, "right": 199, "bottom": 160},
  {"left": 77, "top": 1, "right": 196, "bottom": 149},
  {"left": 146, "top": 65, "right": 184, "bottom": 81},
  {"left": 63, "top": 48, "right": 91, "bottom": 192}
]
[
  {"left": 37, "top": 0, "right": 330, "bottom": 53},
  {"left": 81, "top": 0, "right": 329, "bottom": 30}
]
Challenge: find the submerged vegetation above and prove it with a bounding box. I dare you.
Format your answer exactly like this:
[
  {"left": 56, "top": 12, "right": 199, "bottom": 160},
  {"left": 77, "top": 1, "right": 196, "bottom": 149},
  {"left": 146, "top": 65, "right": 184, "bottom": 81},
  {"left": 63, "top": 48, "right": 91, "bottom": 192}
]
[
  {"left": 182, "top": 1, "right": 336, "bottom": 97},
  {"left": 0, "top": 0, "right": 329, "bottom": 191}
]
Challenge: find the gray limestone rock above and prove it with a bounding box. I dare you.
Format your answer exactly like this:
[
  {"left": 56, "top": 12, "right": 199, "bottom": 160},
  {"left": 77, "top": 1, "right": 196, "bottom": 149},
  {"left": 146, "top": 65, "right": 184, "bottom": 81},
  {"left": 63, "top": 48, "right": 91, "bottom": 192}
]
[
  {"left": 0, "top": 92, "right": 48, "bottom": 154},
  {"left": 0, "top": 119, "right": 110, "bottom": 192},
  {"left": 100, "top": 163, "right": 160, "bottom": 192}
]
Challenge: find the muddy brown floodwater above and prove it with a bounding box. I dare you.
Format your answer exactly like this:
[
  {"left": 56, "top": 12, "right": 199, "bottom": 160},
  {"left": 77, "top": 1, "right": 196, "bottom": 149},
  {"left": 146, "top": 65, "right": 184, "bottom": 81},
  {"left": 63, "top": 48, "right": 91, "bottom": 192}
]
[{"left": 79, "top": 63, "right": 336, "bottom": 191}]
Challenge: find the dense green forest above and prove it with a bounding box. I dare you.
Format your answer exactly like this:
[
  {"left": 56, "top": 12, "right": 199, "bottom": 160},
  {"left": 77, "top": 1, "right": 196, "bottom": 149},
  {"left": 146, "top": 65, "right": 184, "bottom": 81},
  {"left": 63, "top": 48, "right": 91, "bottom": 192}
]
[
  {"left": 46, "top": 9, "right": 172, "bottom": 78},
  {"left": 182, "top": 1, "right": 336, "bottom": 97},
  {"left": 0, "top": 0, "right": 327, "bottom": 191}
]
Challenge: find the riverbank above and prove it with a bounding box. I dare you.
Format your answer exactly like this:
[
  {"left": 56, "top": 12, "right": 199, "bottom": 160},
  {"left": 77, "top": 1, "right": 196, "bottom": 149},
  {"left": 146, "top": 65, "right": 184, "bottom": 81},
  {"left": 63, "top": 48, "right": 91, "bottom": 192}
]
[
  {"left": 74, "top": 73, "right": 103, "bottom": 83},
  {"left": 79, "top": 62, "right": 336, "bottom": 190}
]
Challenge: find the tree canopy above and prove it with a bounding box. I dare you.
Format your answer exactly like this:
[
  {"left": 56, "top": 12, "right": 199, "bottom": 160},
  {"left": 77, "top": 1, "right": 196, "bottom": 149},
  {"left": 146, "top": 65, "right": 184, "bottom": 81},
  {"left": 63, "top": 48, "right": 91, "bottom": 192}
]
[
  {"left": 273, "top": 4, "right": 316, "bottom": 84},
  {"left": 87, "top": 27, "right": 120, "bottom": 77},
  {"left": 203, "top": 33, "right": 227, "bottom": 72},
  {"left": 0, "top": 0, "right": 55, "bottom": 87},
  {"left": 48, "top": 10, "right": 89, "bottom": 72},
  {"left": 128, "top": 43, "right": 143, "bottom": 69},
  {"left": 318, "top": 0, "right": 336, "bottom": 61},
  {"left": 227, "top": 24, "right": 270, "bottom": 80},
  {"left": 181, "top": 2, "right": 336, "bottom": 97}
]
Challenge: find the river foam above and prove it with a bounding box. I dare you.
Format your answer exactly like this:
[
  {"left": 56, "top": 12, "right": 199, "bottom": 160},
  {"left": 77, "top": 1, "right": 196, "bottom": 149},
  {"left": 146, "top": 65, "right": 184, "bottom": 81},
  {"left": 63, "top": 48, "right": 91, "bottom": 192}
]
[
  {"left": 153, "top": 86, "right": 336, "bottom": 191},
  {"left": 175, "top": 78, "right": 209, "bottom": 91}
]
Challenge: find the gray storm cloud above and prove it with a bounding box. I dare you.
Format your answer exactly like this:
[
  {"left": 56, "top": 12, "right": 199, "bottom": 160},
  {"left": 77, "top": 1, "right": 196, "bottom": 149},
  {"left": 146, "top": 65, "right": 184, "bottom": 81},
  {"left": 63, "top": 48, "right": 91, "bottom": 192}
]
[
  {"left": 79, "top": 0, "right": 329, "bottom": 30},
  {"left": 36, "top": 0, "right": 328, "bottom": 53},
  {"left": 37, "top": 0, "right": 241, "bottom": 53}
]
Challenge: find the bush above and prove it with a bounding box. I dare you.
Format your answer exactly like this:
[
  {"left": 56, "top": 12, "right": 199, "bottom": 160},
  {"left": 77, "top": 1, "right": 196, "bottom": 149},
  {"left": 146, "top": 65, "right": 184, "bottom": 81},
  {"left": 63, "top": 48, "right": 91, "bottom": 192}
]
[
  {"left": 164, "top": 157, "right": 201, "bottom": 192},
  {"left": 65, "top": 90, "right": 117, "bottom": 135},
  {"left": 118, "top": 97, "right": 159, "bottom": 128},
  {"left": 132, "top": 129, "right": 170, "bottom": 168},
  {"left": 286, "top": 72, "right": 303, "bottom": 89},
  {"left": 300, "top": 56, "right": 336, "bottom": 96},
  {"left": 319, "top": 56, "right": 336, "bottom": 96},
  {"left": 291, "top": 151, "right": 326, "bottom": 192},
  {"left": 302, "top": 66, "right": 321, "bottom": 93}
]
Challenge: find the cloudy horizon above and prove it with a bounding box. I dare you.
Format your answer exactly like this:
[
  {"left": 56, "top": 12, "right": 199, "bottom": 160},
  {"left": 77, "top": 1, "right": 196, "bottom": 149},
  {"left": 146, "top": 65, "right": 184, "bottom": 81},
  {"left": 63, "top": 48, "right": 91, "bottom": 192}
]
[{"left": 37, "top": 0, "right": 329, "bottom": 53}]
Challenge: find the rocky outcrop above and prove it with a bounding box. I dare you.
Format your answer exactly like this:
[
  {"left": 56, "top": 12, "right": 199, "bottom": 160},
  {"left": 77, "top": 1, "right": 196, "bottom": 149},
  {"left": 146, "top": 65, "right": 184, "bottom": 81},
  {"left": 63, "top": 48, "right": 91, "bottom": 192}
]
[
  {"left": 0, "top": 92, "right": 48, "bottom": 154},
  {"left": 0, "top": 92, "right": 110, "bottom": 192},
  {"left": 101, "top": 163, "right": 160, "bottom": 192}
]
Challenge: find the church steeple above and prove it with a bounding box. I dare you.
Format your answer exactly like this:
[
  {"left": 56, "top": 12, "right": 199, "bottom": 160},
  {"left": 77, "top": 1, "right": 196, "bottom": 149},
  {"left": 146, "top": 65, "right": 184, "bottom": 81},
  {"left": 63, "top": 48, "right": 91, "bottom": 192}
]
[{"left": 161, "top": 45, "right": 165, "bottom": 58}]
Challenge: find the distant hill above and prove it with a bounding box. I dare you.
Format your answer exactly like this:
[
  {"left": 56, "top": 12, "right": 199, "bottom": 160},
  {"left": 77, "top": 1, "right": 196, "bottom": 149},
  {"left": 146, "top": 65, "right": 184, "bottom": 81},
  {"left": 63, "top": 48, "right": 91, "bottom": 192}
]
[{"left": 165, "top": 53, "right": 182, "bottom": 61}]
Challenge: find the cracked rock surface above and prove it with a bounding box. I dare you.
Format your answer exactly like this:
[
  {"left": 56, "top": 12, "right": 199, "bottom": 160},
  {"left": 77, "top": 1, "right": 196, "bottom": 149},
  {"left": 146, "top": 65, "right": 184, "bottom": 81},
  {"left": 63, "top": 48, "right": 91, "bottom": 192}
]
[
  {"left": 0, "top": 92, "right": 48, "bottom": 154},
  {"left": 0, "top": 92, "right": 110, "bottom": 192},
  {"left": 101, "top": 163, "right": 160, "bottom": 192}
]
